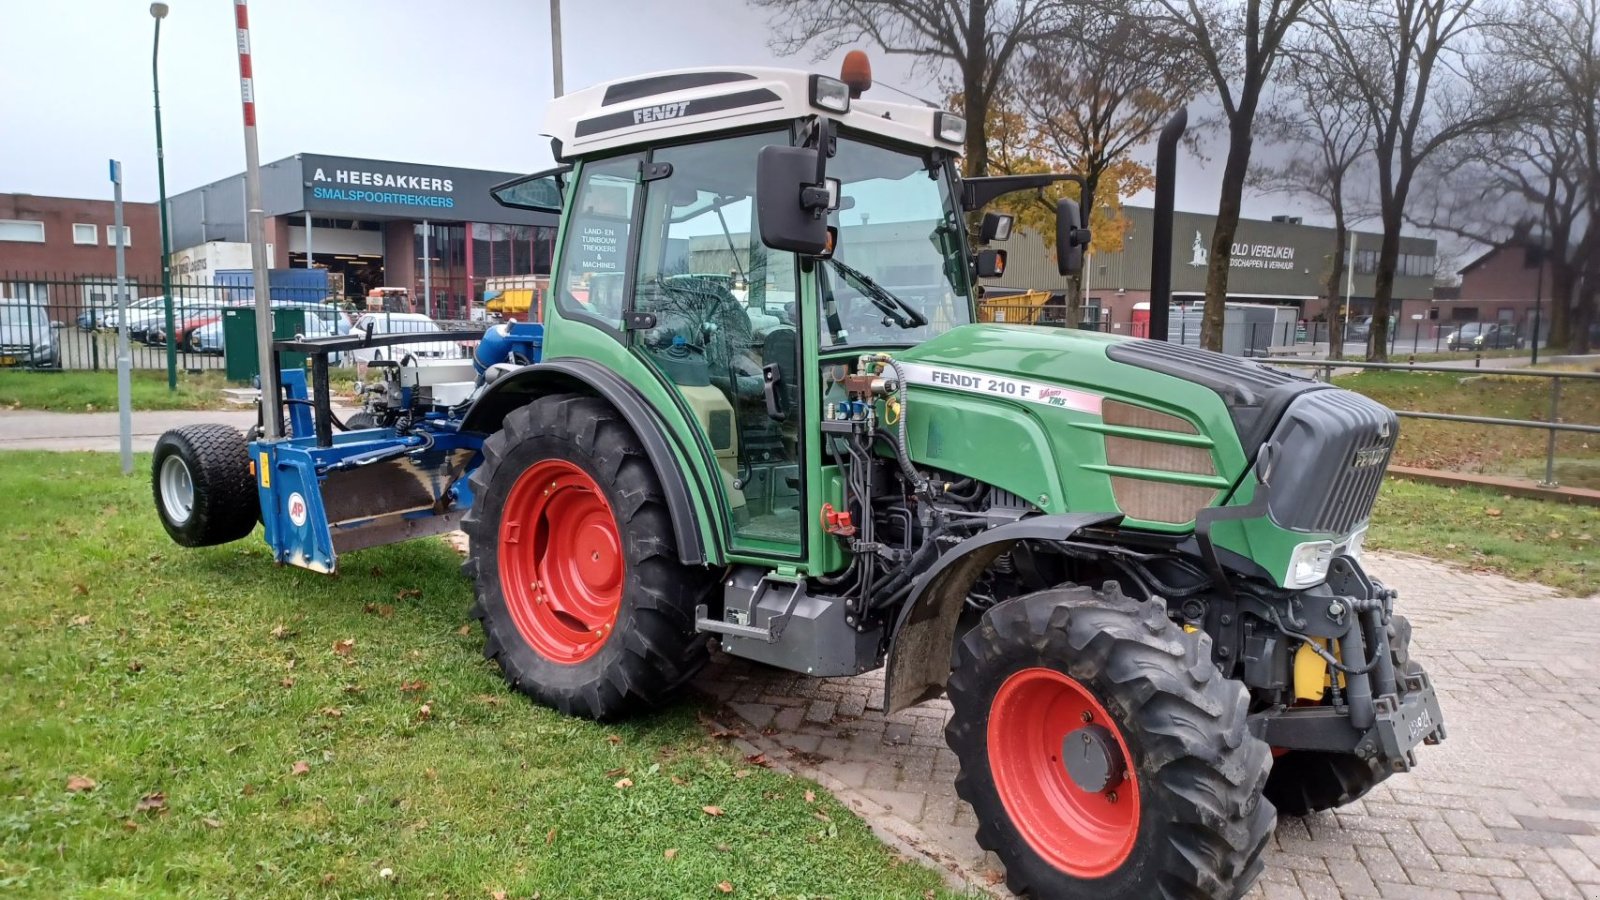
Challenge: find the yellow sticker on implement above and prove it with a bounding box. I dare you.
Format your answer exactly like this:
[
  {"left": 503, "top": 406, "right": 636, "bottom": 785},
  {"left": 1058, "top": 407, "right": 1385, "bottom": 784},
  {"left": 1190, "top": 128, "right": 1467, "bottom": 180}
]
[{"left": 259, "top": 452, "right": 270, "bottom": 487}]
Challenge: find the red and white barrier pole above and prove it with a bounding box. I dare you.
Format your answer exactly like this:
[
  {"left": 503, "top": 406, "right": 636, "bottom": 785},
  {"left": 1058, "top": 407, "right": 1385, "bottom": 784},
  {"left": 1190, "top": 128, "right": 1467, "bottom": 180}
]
[{"left": 235, "top": 0, "right": 280, "bottom": 438}]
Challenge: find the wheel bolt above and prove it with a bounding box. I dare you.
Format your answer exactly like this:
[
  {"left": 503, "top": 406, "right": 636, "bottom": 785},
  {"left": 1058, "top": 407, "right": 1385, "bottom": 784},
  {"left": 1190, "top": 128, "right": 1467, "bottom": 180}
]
[
  {"left": 1107, "top": 791, "right": 1118, "bottom": 804},
  {"left": 1080, "top": 711, "right": 1093, "bottom": 723}
]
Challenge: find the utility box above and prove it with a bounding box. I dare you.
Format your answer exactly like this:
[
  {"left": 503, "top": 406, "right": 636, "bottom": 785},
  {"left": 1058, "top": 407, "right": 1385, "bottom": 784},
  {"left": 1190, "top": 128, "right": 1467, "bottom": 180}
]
[{"left": 222, "top": 307, "right": 314, "bottom": 381}]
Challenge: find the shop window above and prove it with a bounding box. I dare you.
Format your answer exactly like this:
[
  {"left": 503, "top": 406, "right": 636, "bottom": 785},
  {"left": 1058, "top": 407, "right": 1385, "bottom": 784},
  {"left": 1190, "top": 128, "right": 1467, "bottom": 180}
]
[
  {"left": 0, "top": 220, "right": 45, "bottom": 243},
  {"left": 73, "top": 224, "right": 98, "bottom": 245}
]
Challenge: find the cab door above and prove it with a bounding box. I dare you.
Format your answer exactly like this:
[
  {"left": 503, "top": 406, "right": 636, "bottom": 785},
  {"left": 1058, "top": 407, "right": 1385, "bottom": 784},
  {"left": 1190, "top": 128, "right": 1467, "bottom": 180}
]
[{"left": 627, "top": 132, "right": 806, "bottom": 558}]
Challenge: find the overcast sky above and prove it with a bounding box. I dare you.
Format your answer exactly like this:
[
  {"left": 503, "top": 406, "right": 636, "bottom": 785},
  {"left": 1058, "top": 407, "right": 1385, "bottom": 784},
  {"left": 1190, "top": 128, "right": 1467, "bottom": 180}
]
[{"left": 1, "top": 0, "right": 1306, "bottom": 223}]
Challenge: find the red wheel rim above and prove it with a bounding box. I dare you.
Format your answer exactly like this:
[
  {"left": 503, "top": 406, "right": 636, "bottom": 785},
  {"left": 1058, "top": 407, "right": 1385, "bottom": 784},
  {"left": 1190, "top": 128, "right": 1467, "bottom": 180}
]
[
  {"left": 987, "top": 667, "right": 1140, "bottom": 878},
  {"left": 497, "top": 459, "right": 624, "bottom": 664}
]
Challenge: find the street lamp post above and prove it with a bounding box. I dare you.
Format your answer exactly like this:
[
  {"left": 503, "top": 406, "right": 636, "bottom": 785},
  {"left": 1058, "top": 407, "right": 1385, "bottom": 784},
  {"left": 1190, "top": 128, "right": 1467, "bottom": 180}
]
[{"left": 151, "top": 2, "right": 177, "bottom": 391}]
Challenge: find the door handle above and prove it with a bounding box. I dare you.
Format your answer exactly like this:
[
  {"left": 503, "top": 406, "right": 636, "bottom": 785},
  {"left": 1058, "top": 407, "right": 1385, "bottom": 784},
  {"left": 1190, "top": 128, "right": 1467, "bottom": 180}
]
[{"left": 762, "top": 363, "right": 786, "bottom": 421}]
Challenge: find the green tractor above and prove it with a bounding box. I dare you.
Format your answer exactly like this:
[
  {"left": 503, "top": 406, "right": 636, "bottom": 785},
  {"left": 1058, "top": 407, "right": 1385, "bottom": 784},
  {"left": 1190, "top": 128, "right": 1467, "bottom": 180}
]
[{"left": 184, "top": 59, "right": 1443, "bottom": 898}]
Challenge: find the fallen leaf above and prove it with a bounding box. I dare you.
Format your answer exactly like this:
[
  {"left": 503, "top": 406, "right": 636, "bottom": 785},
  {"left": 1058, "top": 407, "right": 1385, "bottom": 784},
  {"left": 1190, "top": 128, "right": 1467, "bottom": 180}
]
[
  {"left": 122, "top": 820, "right": 139, "bottom": 832},
  {"left": 400, "top": 679, "right": 428, "bottom": 693},
  {"left": 606, "top": 734, "right": 622, "bottom": 745},
  {"left": 1485, "top": 507, "right": 1503, "bottom": 517},
  {"left": 664, "top": 849, "right": 678, "bottom": 860},
  {"left": 456, "top": 624, "right": 472, "bottom": 636},
  {"left": 702, "top": 805, "right": 724, "bottom": 817},
  {"left": 241, "top": 784, "right": 256, "bottom": 796},
  {"left": 333, "top": 638, "right": 355, "bottom": 656},
  {"left": 614, "top": 778, "right": 634, "bottom": 789},
  {"left": 425, "top": 768, "right": 438, "bottom": 780},
  {"left": 744, "top": 753, "right": 769, "bottom": 767},
  {"left": 127, "top": 660, "right": 143, "bottom": 673},
  {"left": 804, "top": 790, "right": 816, "bottom": 803},
  {"left": 491, "top": 892, "right": 508, "bottom": 900},
  {"left": 813, "top": 810, "right": 831, "bottom": 822},
  {"left": 66, "top": 775, "right": 96, "bottom": 792},
  {"left": 1549, "top": 530, "right": 1564, "bottom": 540},
  {"left": 416, "top": 703, "right": 432, "bottom": 721},
  {"left": 363, "top": 603, "right": 395, "bottom": 618},
  {"left": 985, "top": 870, "right": 1006, "bottom": 885},
  {"left": 202, "top": 817, "right": 223, "bottom": 829},
  {"left": 476, "top": 694, "right": 503, "bottom": 706},
  {"left": 716, "top": 842, "right": 731, "bottom": 852},
  {"left": 279, "top": 677, "right": 295, "bottom": 688},
  {"left": 69, "top": 615, "right": 92, "bottom": 627},
  {"left": 717, "top": 881, "right": 734, "bottom": 893},
  {"left": 670, "top": 775, "right": 687, "bottom": 786},
  {"left": 733, "top": 770, "right": 751, "bottom": 779},
  {"left": 546, "top": 827, "right": 557, "bottom": 845},
  {"left": 134, "top": 792, "right": 167, "bottom": 814},
  {"left": 321, "top": 873, "right": 336, "bottom": 886},
  {"left": 291, "top": 761, "right": 311, "bottom": 776},
  {"left": 72, "top": 583, "right": 88, "bottom": 596},
  {"left": 321, "top": 707, "right": 343, "bottom": 718},
  {"left": 269, "top": 624, "right": 294, "bottom": 640},
  {"left": 343, "top": 683, "right": 364, "bottom": 695}
]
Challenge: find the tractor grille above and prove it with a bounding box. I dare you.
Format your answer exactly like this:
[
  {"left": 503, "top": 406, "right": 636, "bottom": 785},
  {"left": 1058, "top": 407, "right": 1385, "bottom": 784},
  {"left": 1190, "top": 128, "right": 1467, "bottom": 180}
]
[{"left": 1264, "top": 389, "right": 1397, "bottom": 535}]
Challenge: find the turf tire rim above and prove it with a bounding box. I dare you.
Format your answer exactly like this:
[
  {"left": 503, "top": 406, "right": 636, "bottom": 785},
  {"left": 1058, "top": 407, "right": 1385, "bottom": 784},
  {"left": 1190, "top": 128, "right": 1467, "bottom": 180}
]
[
  {"left": 159, "top": 454, "right": 195, "bottom": 525},
  {"left": 498, "top": 458, "right": 623, "bottom": 664},
  {"left": 987, "top": 666, "right": 1140, "bottom": 878}
]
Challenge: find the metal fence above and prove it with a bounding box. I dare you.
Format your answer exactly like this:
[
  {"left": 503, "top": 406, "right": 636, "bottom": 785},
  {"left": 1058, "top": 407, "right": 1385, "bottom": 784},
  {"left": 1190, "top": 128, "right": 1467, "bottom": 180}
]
[
  {"left": 0, "top": 272, "right": 488, "bottom": 376},
  {"left": 1269, "top": 358, "right": 1600, "bottom": 488}
]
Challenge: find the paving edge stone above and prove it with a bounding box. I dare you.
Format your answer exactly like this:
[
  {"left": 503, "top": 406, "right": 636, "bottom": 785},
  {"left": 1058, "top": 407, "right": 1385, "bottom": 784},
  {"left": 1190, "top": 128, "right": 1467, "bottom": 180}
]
[{"left": 696, "top": 702, "right": 1003, "bottom": 898}]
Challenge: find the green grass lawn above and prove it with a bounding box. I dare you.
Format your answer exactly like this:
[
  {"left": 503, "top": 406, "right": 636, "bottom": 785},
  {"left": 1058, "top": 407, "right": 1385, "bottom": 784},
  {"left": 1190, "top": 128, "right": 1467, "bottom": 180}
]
[
  {"left": 1371, "top": 476, "right": 1599, "bottom": 596},
  {"left": 0, "top": 452, "right": 958, "bottom": 899},
  {"left": 0, "top": 371, "right": 231, "bottom": 412}
]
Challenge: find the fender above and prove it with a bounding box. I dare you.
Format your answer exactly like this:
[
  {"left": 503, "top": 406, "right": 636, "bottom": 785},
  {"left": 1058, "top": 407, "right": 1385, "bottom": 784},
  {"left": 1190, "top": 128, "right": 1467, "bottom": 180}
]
[
  {"left": 459, "top": 357, "right": 714, "bottom": 566},
  {"left": 883, "top": 512, "right": 1122, "bottom": 713}
]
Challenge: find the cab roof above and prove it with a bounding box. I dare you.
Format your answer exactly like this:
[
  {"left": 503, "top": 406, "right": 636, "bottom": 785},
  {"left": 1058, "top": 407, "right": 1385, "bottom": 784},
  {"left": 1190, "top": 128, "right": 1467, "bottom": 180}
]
[{"left": 543, "top": 66, "right": 963, "bottom": 159}]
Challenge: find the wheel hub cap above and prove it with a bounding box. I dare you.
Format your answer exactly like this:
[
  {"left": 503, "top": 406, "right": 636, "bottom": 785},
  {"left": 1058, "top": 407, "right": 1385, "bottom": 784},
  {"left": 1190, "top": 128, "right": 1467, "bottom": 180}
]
[{"left": 1062, "top": 724, "right": 1125, "bottom": 794}]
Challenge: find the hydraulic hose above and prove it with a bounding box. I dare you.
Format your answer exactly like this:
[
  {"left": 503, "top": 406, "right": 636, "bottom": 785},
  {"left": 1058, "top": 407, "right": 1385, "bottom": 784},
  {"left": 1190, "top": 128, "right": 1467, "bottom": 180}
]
[{"left": 872, "top": 355, "right": 926, "bottom": 495}]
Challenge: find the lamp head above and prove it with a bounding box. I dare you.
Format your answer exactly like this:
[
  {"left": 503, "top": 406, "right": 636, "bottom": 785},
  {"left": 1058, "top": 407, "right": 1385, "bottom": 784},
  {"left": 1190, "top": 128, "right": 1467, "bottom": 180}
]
[{"left": 150, "top": 3, "right": 170, "bottom": 19}]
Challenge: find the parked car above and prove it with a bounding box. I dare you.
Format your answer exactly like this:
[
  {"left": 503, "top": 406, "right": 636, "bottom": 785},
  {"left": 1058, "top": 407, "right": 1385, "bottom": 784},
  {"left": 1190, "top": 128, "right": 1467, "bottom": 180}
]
[
  {"left": 103, "top": 296, "right": 167, "bottom": 332},
  {"left": 188, "top": 304, "right": 344, "bottom": 361},
  {"left": 130, "top": 299, "right": 212, "bottom": 344},
  {"left": 348, "top": 313, "right": 460, "bottom": 368},
  {"left": 0, "top": 301, "right": 62, "bottom": 368},
  {"left": 1445, "top": 321, "right": 1522, "bottom": 351}
]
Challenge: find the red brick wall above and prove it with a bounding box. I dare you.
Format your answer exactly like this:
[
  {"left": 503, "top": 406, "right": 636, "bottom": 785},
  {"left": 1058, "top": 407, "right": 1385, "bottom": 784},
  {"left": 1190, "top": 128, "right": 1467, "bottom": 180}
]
[
  {"left": 1459, "top": 246, "right": 1545, "bottom": 302},
  {"left": 0, "top": 194, "right": 161, "bottom": 278}
]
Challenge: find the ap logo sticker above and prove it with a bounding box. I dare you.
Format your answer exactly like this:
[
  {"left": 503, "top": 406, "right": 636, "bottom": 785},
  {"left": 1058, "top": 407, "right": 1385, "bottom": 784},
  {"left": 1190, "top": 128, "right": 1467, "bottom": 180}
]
[{"left": 287, "top": 492, "right": 309, "bottom": 528}]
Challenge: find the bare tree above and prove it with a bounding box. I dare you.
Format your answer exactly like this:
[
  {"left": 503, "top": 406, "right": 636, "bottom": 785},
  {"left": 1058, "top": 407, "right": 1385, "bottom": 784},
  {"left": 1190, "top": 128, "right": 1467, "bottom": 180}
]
[
  {"left": 1249, "top": 51, "right": 1372, "bottom": 358},
  {"left": 1308, "top": 0, "right": 1517, "bottom": 361},
  {"left": 1021, "top": 16, "right": 1206, "bottom": 324},
  {"left": 1126, "top": 0, "right": 1312, "bottom": 350},
  {"left": 748, "top": 0, "right": 1080, "bottom": 176}
]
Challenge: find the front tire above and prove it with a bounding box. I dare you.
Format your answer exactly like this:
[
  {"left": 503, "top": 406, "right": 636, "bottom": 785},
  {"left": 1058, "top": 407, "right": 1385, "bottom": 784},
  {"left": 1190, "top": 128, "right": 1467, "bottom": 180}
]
[
  {"left": 946, "top": 584, "right": 1274, "bottom": 900},
  {"left": 462, "top": 395, "right": 715, "bottom": 720},
  {"left": 151, "top": 424, "right": 259, "bottom": 547}
]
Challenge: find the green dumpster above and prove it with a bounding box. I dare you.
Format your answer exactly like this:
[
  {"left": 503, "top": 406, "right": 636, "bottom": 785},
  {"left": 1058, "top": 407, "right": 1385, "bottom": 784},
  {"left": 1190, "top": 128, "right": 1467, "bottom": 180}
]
[{"left": 222, "top": 307, "right": 313, "bottom": 382}]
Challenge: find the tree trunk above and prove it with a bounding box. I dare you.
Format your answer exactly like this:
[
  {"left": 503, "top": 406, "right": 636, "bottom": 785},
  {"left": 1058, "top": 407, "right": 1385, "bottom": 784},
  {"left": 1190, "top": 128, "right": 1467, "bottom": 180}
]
[
  {"left": 1326, "top": 215, "right": 1347, "bottom": 361},
  {"left": 1571, "top": 282, "right": 1595, "bottom": 354},
  {"left": 1366, "top": 206, "right": 1404, "bottom": 362},
  {"left": 1201, "top": 122, "right": 1253, "bottom": 351},
  {"left": 962, "top": 0, "right": 988, "bottom": 178},
  {"left": 1547, "top": 258, "right": 1573, "bottom": 349}
]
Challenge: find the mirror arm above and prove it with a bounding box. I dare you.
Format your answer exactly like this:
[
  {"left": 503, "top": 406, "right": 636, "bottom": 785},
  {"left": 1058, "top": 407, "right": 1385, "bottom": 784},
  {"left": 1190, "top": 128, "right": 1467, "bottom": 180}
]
[{"left": 960, "top": 173, "right": 1085, "bottom": 211}]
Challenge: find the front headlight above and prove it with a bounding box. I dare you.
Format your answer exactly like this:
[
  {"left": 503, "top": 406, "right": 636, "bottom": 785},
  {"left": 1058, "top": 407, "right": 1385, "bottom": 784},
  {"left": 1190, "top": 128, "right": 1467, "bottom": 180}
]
[
  {"left": 809, "top": 75, "right": 850, "bottom": 113},
  {"left": 1286, "top": 540, "right": 1335, "bottom": 588},
  {"left": 934, "top": 111, "right": 966, "bottom": 145}
]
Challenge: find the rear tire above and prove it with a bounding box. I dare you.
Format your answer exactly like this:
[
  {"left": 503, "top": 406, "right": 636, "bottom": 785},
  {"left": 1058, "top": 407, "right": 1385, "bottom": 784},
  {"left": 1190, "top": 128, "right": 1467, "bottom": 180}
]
[
  {"left": 462, "top": 394, "right": 715, "bottom": 720},
  {"left": 946, "top": 583, "right": 1274, "bottom": 900},
  {"left": 151, "top": 424, "right": 259, "bottom": 547}
]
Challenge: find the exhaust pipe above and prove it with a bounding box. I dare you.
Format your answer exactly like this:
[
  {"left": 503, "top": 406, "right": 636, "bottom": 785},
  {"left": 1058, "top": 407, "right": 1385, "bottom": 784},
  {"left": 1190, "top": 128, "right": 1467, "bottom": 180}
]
[{"left": 1148, "top": 108, "right": 1188, "bottom": 342}]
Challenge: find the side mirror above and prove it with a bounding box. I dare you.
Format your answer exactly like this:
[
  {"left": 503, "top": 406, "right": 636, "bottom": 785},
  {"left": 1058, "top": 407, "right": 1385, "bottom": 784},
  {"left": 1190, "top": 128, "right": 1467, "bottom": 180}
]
[
  {"left": 1056, "top": 198, "right": 1091, "bottom": 276},
  {"left": 979, "top": 212, "right": 1013, "bottom": 243},
  {"left": 757, "top": 145, "right": 831, "bottom": 255},
  {"left": 973, "top": 249, "right": 1007, "bottom": 279}
]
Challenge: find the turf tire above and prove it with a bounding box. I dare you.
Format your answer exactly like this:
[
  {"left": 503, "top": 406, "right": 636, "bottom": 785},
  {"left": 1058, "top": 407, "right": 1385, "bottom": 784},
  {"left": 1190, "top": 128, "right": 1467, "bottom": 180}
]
[{"left": 151, "top": 424, "right": 259, "bottom": 547}]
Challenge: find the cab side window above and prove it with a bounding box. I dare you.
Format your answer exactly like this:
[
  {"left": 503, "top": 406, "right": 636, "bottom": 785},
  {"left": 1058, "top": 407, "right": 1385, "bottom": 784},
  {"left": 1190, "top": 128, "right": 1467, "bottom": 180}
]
[{"left": 554, "top": 155, "right": 640, "bottom": 329}]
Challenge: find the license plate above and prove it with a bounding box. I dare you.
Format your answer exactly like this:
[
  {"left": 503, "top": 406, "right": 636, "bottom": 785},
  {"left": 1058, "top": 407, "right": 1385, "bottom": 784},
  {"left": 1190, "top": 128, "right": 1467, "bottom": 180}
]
[{"left": 0, "top": 356, "right": 16, "bottom": 366}]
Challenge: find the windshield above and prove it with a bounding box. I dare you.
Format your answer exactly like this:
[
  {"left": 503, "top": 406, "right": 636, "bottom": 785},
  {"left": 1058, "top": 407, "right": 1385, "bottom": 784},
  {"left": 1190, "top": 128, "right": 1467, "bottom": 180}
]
[
  {"left": 1457, "top": 323, "right": 1484, "bottom": 335},
  {"left": 819, "top": 134, "right": 971, "bottom": 347}
]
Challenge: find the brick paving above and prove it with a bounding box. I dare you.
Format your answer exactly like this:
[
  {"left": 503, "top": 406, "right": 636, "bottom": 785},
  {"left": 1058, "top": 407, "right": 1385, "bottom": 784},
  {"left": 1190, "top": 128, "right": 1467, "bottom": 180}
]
[{"left": 693, "top": 552, "right": 1600, "bottom": 898}]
